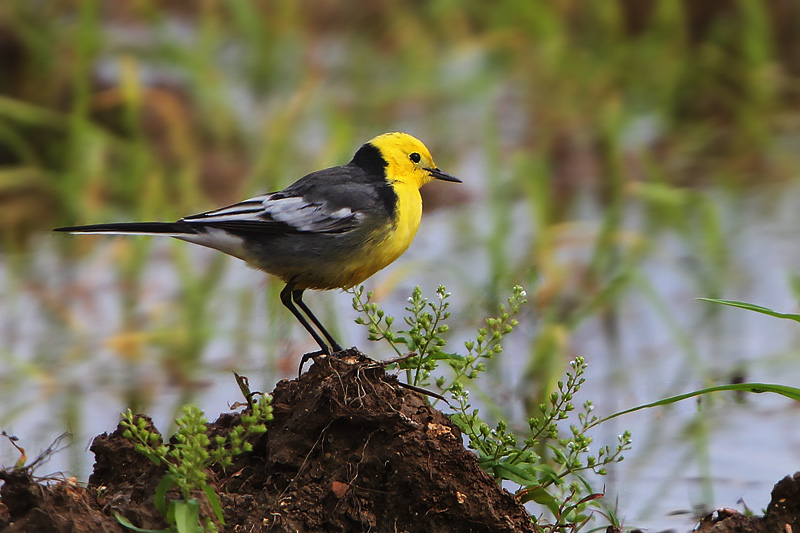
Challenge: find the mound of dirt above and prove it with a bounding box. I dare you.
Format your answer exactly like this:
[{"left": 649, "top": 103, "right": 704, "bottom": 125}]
[
  {"left": 3, "top": 349, "right": 800, "bottom": 532},
  {"left": 0, "top": 349, "right": 536, "bottom": 532},
  {"left": 693, "top": 472, "right": 800, "bottom": 533}
]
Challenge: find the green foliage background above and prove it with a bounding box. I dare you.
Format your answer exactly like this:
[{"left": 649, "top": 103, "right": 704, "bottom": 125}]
[{"left": 2, "top": 1, "right": 800, "bottom": 528}]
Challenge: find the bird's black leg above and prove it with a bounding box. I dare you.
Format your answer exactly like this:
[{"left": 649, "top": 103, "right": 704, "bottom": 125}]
[
  {"left": 280, "top": 283, "right": 330, "bottom": 355},
  {"left": 292, "top": 289, "right": 344, "bottom": 353}
]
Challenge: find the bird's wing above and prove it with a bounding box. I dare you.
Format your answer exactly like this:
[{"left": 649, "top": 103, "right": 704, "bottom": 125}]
[{"left": 181, "top": 192, "right": 361, "bottom": 234}]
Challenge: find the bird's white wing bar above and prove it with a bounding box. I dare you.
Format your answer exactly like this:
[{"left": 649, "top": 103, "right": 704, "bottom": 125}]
[
  {"left": 266, "top": 197, "right": 358, "bottom": 232},
  {"left": 181, "top": 194, "right": 360, "bottom": 233}
]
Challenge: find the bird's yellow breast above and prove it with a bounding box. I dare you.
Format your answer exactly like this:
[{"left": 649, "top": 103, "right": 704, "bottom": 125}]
[
  {"left": 337, "top": 180, "right": 422, "bottom": 289},
  {"left": 381, "top": 178, "right": 423, "bottom": 263}
]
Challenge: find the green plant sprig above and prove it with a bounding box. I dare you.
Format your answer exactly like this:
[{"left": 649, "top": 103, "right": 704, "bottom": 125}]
[
  {"left": 352, "top": 284, "right": 526, "bottom": 390},
  {"left": 438, "top": 285, "right": 527, "bottom": 394},
  {"left": 353, "top": 284, "right": 630, "bottom": 531},
  {"left": 118, "top": 393, "right": 272, "bottom": 533},
  {"left": 353, "top": 284, "right": 452, "bottom": 385},
  {"left": 450, "top": 357, "right": 631, "bottom": 529}
]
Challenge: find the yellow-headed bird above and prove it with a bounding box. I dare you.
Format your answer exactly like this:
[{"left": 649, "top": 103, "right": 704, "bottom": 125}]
[{"left": 55, "top": 132, "right": 460, "bottom": 362}]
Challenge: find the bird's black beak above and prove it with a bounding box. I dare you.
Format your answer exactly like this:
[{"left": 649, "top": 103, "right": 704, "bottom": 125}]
[{"left": 426, "top": 168, "right": 461, "bottom": 183}]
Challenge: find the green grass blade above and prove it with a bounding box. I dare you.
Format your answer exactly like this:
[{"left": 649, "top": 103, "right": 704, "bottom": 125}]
[
  {"left": 203, "top": 484, "right": 226, "bottom": 525},
  {"left": 173, "top": 499, "right": 202, "bottom": 533},
  {"left": 154, "top": 474, "right": 177, "bottom": 516},
  {"left": 114, "top": 512, "right": 167, "bottom": 533},
  {"left": 698, "top": 298, "right": 800, "bottom": 323},
  {"left": 602, "top": 382, "right": 800, "bottom": 423}
]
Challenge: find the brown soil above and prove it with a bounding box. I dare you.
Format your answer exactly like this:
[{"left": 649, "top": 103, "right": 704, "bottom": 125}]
[
  {"left": 0, "top": 350, "right": 535, "bottom": 532},
  {"left": 1, "top": 349, "right": 799, "bottom": 533},
  {"left": 692, "top": 472, "right": 800, "bottom": 533}
]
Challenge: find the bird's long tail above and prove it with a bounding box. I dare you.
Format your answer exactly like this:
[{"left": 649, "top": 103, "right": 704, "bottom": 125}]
[
  {"left": 53, "top": 222, "right": 199, "bottom": 236},
  {"left": 55, "top": 221, "right": 251, "bottom": 262}
]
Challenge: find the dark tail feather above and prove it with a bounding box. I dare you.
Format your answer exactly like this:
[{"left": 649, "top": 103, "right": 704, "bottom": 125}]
[{"left": 53, "top": 222, "right": 199, "bottom": 235}]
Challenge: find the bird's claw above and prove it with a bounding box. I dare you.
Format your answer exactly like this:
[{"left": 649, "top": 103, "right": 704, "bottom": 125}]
[{"left": 297, "top": 349, "right": 329, "bottom": 377}]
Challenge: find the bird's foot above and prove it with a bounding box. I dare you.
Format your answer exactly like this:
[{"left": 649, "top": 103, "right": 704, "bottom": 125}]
[{"left": 298, "top": 349, "right": 328, "bottom": 378}]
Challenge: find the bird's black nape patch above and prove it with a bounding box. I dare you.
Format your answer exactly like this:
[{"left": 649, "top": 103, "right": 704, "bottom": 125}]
[
  {"left": 375, "top": 181, "right": 398, "bottom": 221},
  {"left": 350, "top": 143, "right": 388, "bottom": 179}
]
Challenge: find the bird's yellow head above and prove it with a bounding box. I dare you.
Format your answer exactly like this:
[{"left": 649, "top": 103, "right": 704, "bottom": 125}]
[{"left": 366, "top": 132, "right": 460, "bottom": 189}]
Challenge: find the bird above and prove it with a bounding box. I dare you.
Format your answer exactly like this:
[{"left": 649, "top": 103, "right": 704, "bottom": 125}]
[{"left": 55, "top": 132, "right": 461, "bottom": 367}]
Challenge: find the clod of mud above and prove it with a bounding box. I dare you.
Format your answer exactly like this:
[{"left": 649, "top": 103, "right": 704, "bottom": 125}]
[
  {"left": 0, "top": 470, "right": 119, "bottom": 532},
  {"left": 1, "top": 350, "right": 536, "bottom": 532},
  {"left": 213, "top": 349, "right": 536, "bottom": 532},
  {"left": 694, "top": 472, "right": 800, "bottom": 533},
  {"left": 4, "top": 350, "right": 800, "bottom": 532}
]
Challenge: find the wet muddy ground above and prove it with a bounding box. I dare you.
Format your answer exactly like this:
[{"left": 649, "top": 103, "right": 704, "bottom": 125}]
[{"left": 0, "top": 351, "right": 798, "bottom": 532}]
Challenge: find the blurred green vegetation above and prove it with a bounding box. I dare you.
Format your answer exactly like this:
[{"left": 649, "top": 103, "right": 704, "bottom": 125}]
[
  {"left": 2, "top": 0, "right": 800, "bottom": 525},
  {"left": 2, "top": 1, "right": 797, "bottom": 240}
]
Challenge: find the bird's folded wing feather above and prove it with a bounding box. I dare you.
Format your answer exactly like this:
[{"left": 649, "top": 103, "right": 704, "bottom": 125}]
[{"left": 181, "top": 193, "right": 361, "bottom": 234}]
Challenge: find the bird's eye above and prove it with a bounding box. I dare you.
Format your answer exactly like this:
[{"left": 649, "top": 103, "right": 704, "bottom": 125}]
[{"left": 409, "top": 152, "right": 421, "bottom": 163}]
